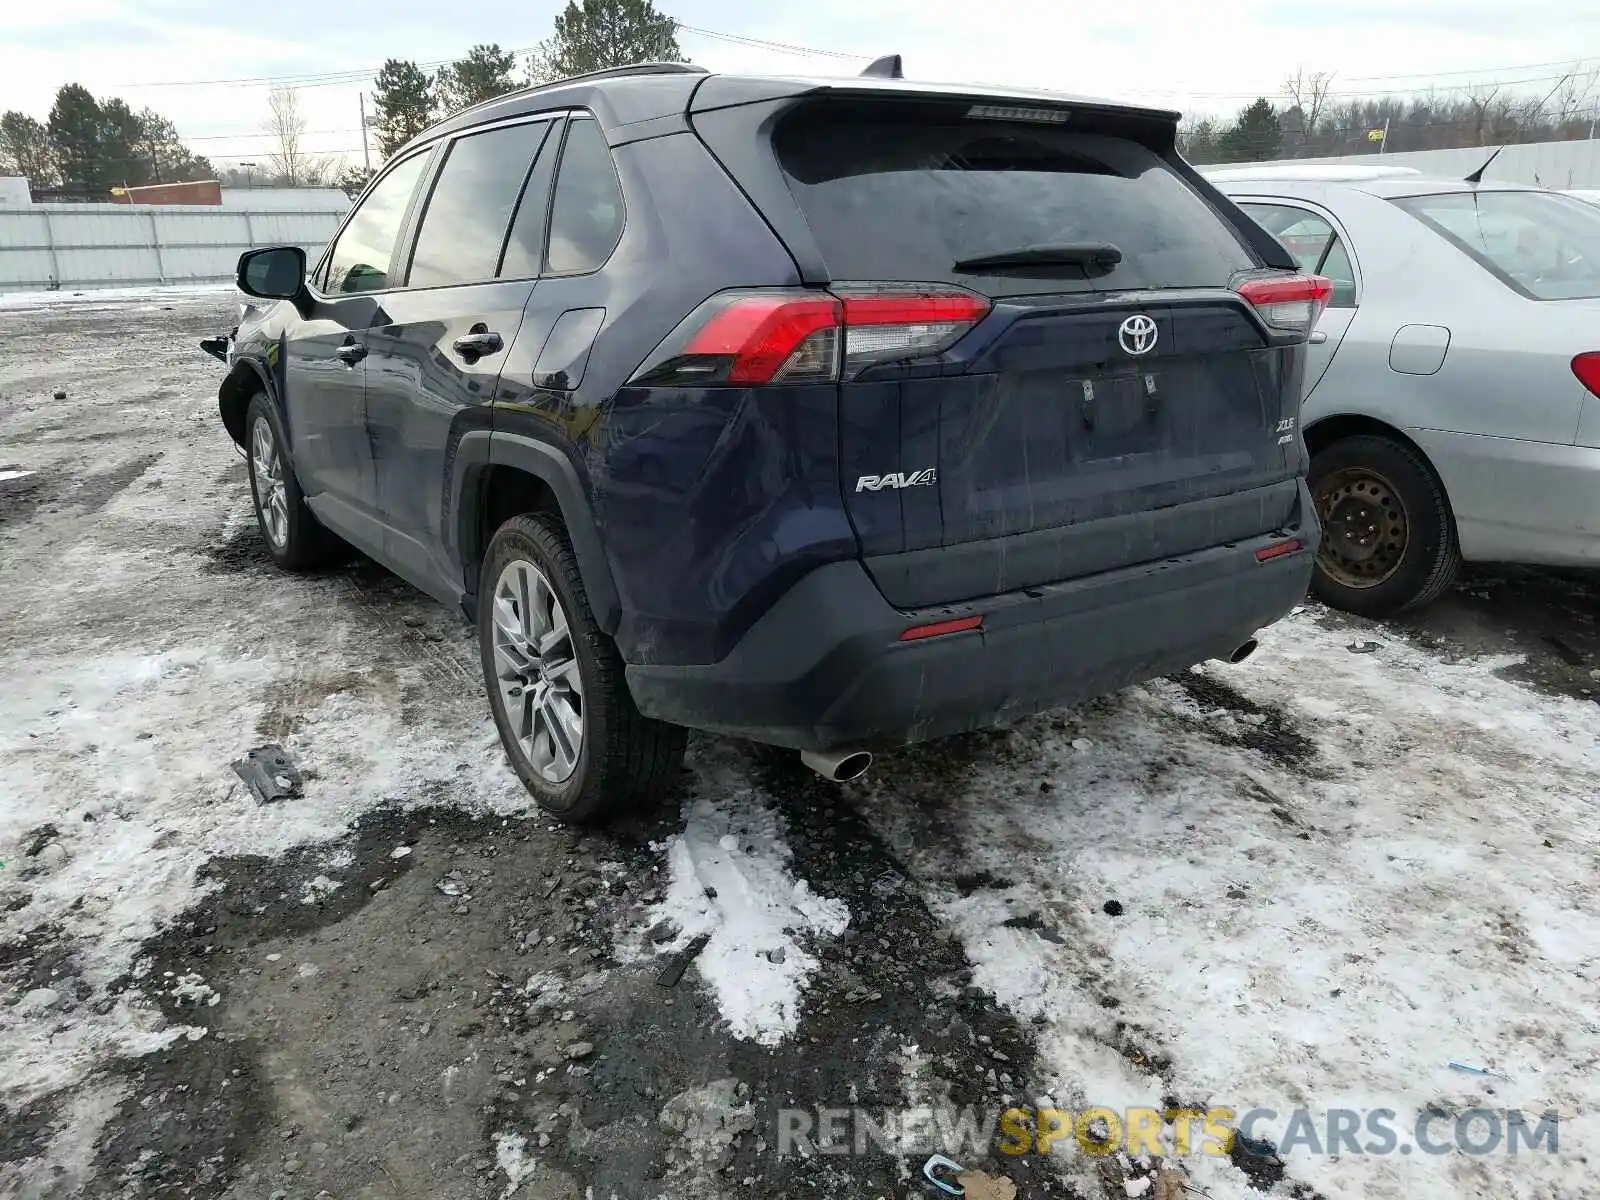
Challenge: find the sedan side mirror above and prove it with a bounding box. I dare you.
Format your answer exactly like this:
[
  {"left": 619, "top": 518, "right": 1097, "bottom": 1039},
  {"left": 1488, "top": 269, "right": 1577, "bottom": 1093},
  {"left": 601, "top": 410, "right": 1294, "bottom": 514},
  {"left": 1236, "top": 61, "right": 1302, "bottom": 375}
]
[{"left": 237, "top": 246, "right": 308, "bottom": 306}]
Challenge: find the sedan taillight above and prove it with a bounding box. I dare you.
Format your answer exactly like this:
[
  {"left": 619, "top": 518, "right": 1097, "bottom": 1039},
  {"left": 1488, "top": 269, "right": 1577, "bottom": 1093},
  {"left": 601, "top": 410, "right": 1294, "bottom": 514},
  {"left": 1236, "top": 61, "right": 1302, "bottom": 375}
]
[
  {"left": 1572, "top": 352, "right": 1600, "bottom": 397},
  {"left": 630, "top": 286, "right": 991, "bottom": 387}
]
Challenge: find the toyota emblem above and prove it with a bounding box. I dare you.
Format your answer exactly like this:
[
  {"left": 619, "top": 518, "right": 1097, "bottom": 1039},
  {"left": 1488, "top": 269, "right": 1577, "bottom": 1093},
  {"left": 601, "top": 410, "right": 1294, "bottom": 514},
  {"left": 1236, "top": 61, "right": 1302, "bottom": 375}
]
[{"left": 1118, "top": 314, "right": 1158, "bottom": 356}]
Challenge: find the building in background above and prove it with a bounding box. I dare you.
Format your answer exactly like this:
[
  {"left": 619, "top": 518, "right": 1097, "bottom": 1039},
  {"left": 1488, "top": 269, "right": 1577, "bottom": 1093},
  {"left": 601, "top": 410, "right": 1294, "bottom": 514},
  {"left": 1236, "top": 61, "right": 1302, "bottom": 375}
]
[
  {"left": 110, "top": 180, "right": 223, "bottom": 205},
  {"left": 0, "top": 177, "right": 31, "bottom": 207}
]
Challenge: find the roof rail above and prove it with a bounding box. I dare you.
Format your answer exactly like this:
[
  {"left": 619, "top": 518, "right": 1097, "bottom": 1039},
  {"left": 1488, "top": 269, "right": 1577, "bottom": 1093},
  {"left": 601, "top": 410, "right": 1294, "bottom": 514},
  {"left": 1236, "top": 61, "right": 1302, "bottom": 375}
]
[
  {"left": 449, "top": 62, "right": 707, "bottom": 121},
  {"left": 541, "top": 61, "right": 708, "bottom": 87}
]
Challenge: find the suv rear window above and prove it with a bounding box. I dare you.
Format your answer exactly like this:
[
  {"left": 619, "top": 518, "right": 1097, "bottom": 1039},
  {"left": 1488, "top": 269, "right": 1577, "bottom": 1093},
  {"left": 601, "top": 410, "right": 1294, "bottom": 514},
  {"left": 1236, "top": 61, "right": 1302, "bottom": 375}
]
[
  {"left": 1393, "top": 190, "right": 1600, "bottom": 301},
  {"left": 772, "top": 101, "right": 1256, "bottom": 295}
]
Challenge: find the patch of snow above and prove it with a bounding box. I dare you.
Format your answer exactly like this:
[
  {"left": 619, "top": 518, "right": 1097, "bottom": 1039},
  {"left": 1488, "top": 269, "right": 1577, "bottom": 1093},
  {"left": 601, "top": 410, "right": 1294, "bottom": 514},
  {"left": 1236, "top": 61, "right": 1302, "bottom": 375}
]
[
  {"left": 493, "top": 1131, "right": 536, "bottom": 1196},
  {"left": 299, "top": 873, "right": 341, "bottom": 905},
  {"left": 628, "top": 764, "right": 849, "bottom": 1045},
  {"left": 166, "top": 973, "right": 219, "bottom": 1008},
  {"left": 865, "top": 610, "right": 1600, "bottom": 1200}
]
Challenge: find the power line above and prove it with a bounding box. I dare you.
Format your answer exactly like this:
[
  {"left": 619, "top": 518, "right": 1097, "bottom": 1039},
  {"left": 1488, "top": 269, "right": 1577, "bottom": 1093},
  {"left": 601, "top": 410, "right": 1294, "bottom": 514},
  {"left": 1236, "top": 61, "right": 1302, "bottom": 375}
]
[
  {"left": 673, "top": 22, "right": 863, "bottom": 61},
  {"left": 98, "top": 27, "right": 1600, "bottom": 110}
]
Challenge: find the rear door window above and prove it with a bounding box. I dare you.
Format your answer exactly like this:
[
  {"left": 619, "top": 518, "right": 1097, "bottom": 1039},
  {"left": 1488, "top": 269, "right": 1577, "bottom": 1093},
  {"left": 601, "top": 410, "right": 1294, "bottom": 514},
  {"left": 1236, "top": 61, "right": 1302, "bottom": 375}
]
[
  {"left": 1394, "top": 190, "right": 1600, "bottom": 300},
  {"left": 1241, "top": 203, "right": 1358, "bottom": 306},
  {"left": 406, "top": 120, "right": 553, "bottom": 289},
  {"left": 772, "top": 101, "right": 1257, "bottom": 295}
]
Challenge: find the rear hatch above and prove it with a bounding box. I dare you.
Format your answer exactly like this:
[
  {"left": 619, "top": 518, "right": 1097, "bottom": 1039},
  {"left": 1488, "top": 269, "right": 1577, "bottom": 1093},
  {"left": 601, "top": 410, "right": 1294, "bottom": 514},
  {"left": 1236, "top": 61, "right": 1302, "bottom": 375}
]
[{"left": 695, "top": 89, "right": 1313, "bottom": 607}]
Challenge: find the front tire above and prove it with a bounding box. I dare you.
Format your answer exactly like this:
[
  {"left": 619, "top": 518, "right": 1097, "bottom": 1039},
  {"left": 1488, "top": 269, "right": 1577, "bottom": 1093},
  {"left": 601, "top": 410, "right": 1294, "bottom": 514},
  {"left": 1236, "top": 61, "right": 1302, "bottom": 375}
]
[
  {"left": 244, "top": 393, "right": 341, "bottom": 570},
  {"left": 478, "top": 513, "right": 685, "bottom": 822},
  {"left": 1308, "top": 433, "right": 1460, "bottom": 617}
]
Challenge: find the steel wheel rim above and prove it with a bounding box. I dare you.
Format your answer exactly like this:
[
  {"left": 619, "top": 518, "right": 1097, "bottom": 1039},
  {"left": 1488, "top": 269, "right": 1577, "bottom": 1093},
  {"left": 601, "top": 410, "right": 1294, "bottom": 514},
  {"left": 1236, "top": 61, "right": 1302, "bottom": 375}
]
[
  {"left": 1315, "top": 466, "right": 1409, "bottom": 589},
  {"left": 250, "top": 416, "right": 289, "bottom": 548},
  {"left": 491, "top": 559, "right": 584, "bottom": 784}
]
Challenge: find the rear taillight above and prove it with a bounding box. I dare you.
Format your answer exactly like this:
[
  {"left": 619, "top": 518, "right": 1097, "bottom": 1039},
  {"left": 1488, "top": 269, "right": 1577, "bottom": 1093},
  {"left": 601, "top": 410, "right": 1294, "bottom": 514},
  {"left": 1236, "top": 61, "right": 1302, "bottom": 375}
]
[
  {"left": 1573, "top": 353, "right": 1600, "bottom": 397},
  {"left": 1233, "top": 272, "right": 1333, "bottom": 337},
  {"left": 631, "top": 285, "right": 991, "bottom": 387}
]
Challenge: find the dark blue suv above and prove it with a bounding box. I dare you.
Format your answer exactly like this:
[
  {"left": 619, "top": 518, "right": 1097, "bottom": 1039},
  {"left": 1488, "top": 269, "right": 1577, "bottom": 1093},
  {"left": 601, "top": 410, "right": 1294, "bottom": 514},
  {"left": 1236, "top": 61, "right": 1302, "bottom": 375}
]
[{"left": 209, "top": 62, "right": 1324, "bottom": 820}]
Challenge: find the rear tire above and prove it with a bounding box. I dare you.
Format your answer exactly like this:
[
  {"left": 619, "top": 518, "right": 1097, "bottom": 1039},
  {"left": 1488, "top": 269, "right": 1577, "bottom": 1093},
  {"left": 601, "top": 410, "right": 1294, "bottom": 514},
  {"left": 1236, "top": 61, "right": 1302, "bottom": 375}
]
[
  {"left": 1308, "top": 433, "right": 1460, "bottom": 617},
  {"left": 244, "top": 393, "right": 343, "bottom": 570},
  {"left": 479, "top": 513, "right": 685, "bottom": 822}
]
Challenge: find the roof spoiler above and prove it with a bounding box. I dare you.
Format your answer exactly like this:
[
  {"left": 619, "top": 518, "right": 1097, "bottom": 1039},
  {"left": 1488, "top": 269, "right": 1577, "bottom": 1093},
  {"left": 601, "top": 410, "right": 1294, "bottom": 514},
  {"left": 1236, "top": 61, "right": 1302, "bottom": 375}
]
[{"left": 860, "top": 54, "right": 904, "bottom": 79}]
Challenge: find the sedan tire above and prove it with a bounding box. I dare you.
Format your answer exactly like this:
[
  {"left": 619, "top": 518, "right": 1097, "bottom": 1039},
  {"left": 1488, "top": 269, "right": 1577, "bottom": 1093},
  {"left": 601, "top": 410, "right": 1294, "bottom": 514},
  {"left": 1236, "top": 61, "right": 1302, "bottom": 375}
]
[{"left": 1308, "top": 433, "right": 1461, "bottom": 616}]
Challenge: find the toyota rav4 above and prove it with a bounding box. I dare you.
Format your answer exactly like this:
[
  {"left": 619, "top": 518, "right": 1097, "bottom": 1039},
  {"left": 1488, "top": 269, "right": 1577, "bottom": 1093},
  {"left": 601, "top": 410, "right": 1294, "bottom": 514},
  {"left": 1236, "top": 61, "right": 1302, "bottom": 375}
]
[{"left": 206, "top": 61, "right": 1324, "bottom": 821}]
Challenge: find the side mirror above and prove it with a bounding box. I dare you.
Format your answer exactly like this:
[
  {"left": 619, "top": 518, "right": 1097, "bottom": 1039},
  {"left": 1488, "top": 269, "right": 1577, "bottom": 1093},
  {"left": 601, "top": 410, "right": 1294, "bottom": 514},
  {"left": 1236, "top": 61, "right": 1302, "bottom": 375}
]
[{"left": 237, "top": 246, "right": 307, "bottom": 303}]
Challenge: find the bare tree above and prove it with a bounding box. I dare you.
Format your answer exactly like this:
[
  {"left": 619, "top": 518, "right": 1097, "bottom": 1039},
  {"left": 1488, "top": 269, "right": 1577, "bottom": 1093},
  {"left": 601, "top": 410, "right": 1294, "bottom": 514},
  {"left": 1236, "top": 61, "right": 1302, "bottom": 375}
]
[
  {"left": 1283, "top": 69, "right": 1335, "bottom": 138},
  {"left": 1462, "top": 84, "right": 1501, "bottom": 146},
  {"left": 263, "top": 87, "right": 311, "bottom": 186}
]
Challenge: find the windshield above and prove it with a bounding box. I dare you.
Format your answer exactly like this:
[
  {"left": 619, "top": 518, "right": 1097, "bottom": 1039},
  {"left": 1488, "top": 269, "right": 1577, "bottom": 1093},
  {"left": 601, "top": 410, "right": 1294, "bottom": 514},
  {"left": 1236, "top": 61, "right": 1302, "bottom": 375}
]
[
  {"left": 1393, "top": 190, "right": 1600, "bottom": 301},
  {"left": 772, "top": 101, "right": 1257, "bottom": 296}
]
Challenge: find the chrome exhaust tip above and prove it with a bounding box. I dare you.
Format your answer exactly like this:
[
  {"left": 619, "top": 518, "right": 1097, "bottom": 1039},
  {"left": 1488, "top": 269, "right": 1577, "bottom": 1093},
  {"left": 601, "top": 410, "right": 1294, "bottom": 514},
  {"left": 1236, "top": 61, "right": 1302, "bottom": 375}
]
[
  {"left": 799, "top": 748, "right": 874, "bottom": 783},
  {"left": 1225, "top": 638, "right": 1260, "bottom": 664}
]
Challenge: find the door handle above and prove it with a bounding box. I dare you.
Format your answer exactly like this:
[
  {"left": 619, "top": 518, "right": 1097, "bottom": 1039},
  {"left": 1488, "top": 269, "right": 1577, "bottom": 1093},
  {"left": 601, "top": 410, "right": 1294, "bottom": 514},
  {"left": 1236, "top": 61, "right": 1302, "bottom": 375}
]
[
  {"left": 1309, "top": 330, "right": 1328, "bottom": 345},
  {"left": 452, "top": 329, "right": 504, "bottom": 359},
  {"left": 336, "top": 342, "right": 367, "bottom": 364}
]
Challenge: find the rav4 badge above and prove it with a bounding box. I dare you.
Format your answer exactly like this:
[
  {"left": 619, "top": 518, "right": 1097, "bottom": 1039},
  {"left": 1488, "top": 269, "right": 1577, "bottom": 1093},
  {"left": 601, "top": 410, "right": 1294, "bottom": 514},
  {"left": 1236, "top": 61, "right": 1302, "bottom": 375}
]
[{"left": 855, "top": 468, "right": 938, "bottom": 493}]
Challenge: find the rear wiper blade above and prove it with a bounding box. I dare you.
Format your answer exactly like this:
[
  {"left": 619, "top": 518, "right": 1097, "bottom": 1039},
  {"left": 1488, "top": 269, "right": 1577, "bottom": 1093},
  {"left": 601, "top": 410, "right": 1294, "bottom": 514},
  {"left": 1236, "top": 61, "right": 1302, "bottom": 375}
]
[{"left": 952, "top": 242, "right": 1122, "bottom": 272}]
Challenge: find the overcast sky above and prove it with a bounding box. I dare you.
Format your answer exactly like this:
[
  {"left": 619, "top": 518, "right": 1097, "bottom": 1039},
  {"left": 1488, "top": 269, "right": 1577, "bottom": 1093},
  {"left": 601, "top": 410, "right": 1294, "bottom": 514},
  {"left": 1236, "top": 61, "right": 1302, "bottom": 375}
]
[{"left": 4, "top": 0, "right": 1599, "bottom": 170}]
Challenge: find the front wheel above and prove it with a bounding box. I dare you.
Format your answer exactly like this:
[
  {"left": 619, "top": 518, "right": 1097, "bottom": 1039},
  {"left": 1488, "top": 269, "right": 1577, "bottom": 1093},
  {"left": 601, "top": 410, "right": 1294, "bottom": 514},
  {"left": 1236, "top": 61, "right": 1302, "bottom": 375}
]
[
  {"left": 244, "top": 393, "right": 342, "bottom": 570},
  {"left": 1308, "top": 433, "right": 1460, "bottom": 617},
  {"left": 478, "top": 513, "right": 685, "bottom": 821}
]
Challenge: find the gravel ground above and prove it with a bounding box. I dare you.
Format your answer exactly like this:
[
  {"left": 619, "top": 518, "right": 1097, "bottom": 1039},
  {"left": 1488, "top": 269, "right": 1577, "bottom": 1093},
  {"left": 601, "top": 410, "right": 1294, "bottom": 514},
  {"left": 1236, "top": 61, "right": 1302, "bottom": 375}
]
[{"left": 1, "top": 290, "right": 1596, "bottom": 1200}]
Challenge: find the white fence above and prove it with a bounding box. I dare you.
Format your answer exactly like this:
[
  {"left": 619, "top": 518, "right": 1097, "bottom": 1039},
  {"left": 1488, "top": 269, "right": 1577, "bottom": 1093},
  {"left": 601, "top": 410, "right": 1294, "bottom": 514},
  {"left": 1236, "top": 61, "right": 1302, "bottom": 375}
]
[
  {"left": 0, "top": 204, "right": 345, "bottom": 293},
  {"left": 1211, "top": 137, "right": 1600, "bottom": 189}
]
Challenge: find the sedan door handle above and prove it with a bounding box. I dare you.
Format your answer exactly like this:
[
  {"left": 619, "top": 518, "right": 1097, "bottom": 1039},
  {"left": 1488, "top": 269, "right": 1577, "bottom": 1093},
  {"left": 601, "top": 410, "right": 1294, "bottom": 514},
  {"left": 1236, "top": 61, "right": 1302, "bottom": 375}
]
[
  {"left": 1309, "top": 330, "right": 1328, "bottom": 345},
  {"left": 336, "top": 342, "right": 368, "bottom": 364},
  {"left": 452, "top": 330, "right": 504, "bottom": 359}
]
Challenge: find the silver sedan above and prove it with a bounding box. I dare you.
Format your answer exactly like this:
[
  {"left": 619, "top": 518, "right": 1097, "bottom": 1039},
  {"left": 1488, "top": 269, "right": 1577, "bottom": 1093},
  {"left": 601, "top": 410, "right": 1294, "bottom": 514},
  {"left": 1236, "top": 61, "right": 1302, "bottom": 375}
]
[{"left": 1211, "top": 168, "right": 1600, "bottom": 614}]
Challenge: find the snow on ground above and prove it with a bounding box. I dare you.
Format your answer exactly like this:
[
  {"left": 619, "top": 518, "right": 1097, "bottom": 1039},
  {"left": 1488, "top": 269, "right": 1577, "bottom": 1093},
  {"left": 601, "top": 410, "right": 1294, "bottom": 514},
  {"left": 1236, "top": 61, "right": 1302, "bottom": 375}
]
[
  {"left": 628, "top": 749, "right": 851, "bottom": 1045},
  {"left": 863, "top": 612, "right": 1599, "bottom": 1200},
  {"left": 0, "top": 283, "right": 235, "bottom": 312},
  {"left": 0, "top": 311, "right": 534, "bottom": 1112},
  {"left": 5, "top": 292, "right": 1598, "bottom": 1200}
]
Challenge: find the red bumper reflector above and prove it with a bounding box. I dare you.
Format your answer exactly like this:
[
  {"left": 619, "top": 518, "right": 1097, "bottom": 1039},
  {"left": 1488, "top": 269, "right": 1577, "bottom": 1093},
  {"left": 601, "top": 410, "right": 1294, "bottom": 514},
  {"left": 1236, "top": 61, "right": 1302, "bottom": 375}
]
[
  {"left": 899, "top": 615, "right": 983, "bottom": 642},
  {"left": 1255, "top": 539, "right": 1303, "bottom": 562}
]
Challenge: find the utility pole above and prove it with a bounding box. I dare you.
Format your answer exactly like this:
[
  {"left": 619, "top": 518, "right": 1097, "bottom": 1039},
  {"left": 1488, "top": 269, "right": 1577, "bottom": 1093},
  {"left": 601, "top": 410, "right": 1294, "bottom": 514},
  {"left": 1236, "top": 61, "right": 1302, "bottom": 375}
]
[
  {"left": 1378, "top": 116, "right": 1390, "bottom": 155},
  {"left": 358, "top": 93, "right": 372, "bottom": 173}
]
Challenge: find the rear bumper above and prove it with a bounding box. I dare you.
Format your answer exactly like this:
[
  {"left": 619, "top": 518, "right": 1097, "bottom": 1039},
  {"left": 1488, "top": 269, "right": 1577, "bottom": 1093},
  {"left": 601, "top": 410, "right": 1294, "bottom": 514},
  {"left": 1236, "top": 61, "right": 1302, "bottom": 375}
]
[{"left": 627, "top": 486, "right": 1317, "bottom": 751}]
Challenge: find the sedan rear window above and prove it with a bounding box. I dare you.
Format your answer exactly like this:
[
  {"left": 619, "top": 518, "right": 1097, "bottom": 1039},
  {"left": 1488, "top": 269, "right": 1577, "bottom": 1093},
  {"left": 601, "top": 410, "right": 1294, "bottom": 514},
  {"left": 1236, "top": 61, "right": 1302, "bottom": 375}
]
[
  {"left": 773, "top": 102, "right": 1256, "bottom": 296},
  {"left": 1393, "top": 190, "right": 1600, "bottom": 301}
]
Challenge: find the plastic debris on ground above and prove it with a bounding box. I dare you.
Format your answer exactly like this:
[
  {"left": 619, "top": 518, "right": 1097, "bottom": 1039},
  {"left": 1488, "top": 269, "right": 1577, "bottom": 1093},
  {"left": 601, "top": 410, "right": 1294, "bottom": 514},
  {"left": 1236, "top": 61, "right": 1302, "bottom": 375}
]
[{"left": 230, "top": 744, "right": 303, "bottom": 804}]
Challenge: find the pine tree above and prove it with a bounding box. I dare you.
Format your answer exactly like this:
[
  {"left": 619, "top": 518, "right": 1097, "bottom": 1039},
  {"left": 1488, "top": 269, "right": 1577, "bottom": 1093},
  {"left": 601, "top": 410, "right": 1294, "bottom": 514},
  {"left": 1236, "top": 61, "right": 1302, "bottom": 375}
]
[
  {"left": 1217, "top": 98, "right": 1282, "bottom": 163},
  {"left": 133, "top": 109, "right": 214, "bottom": 184},
  {"left": 0, "top": 111, "right": 56, "bottom": 186},
  {"left": 371, "top": 60, "right": 436, "bottom": 159},
  {"left": 99, "top": 97, "right": 149, "bottom": 186},
  {"left": 529, "top": 0, "right": 685, "bottom": 83},
  {"left": 436, "top": 44, "right": 521, "bottom": 115},
  {"left": 48, "top": 84, "right": 108, "bottom": 190}
]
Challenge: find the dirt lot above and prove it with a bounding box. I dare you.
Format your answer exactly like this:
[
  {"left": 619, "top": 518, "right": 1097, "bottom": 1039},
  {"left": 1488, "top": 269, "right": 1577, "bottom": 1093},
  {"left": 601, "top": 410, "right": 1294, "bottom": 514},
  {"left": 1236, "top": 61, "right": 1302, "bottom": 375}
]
[{"left": 1, "top": 289, "right": 1597, "bottom": 1200}]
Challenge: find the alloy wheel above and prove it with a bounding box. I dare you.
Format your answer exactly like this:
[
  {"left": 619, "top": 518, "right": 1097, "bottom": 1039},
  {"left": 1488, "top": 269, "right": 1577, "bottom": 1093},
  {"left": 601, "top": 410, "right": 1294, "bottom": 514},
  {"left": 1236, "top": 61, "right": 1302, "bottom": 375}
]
[
  {"left": 250, "top": 416, "right": 289, "bottom": 548},
  {"left": 1315, "top": 466, "right": 1409, "bottom": 589},
  {"left": 491, "top": 559, "right": 585, "bottom": 784}
]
